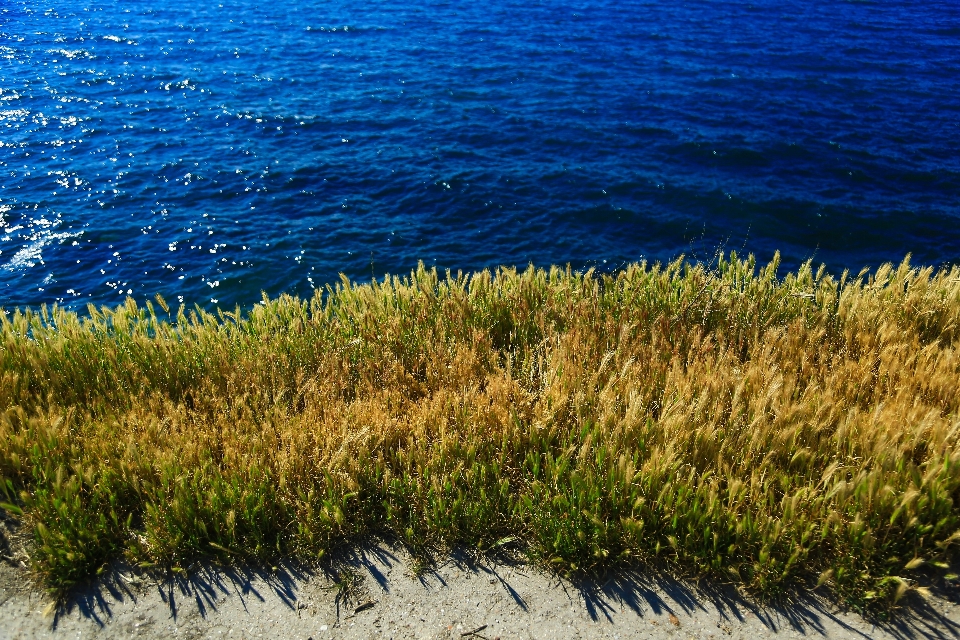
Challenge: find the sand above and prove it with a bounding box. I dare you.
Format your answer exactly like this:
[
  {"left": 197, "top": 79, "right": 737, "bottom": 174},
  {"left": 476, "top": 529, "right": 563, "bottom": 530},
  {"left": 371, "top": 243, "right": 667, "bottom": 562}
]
[
  {"left": 2, "top": 505, "right": 959, "bottom": 639},
  {"left": 3, "top": 523, "right": 960, "bottom": 640}
]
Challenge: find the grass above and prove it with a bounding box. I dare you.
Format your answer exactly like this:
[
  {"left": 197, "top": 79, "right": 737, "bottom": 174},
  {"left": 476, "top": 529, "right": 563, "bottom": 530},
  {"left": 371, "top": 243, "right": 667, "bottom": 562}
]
[{"left": 1, "top": 252, "right": 959, "bottom": 613}]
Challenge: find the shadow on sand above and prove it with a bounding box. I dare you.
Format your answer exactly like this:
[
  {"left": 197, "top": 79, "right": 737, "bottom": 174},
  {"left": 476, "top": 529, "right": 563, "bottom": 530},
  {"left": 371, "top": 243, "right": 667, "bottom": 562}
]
[
  {"left": 52, "top": 557, "right": 315, "bottom": 631},
  {"left": 49, "top": 539, "right": 960, "bottom": 640},
  {"left": 568, "top": 565, "right": 960, "bottom": 640}
]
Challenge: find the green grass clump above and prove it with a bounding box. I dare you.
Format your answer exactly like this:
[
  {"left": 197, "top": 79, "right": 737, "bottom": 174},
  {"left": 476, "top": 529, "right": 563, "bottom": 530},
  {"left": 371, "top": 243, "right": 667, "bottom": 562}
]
[{"left": 1, "top": 253, "right": 959, "bottom": 613}]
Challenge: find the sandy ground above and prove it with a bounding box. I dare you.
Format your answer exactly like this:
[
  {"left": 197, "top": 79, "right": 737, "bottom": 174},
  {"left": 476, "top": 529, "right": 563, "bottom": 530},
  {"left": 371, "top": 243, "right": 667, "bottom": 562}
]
[{"left": 2, "top": 514, "right": 959, "bottom": 640}]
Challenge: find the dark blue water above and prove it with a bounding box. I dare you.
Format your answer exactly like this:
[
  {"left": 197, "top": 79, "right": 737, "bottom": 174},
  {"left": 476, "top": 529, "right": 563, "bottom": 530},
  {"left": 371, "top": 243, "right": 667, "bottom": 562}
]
[{"left": 2, "top": 1, "right": 959, "bottom": 309}]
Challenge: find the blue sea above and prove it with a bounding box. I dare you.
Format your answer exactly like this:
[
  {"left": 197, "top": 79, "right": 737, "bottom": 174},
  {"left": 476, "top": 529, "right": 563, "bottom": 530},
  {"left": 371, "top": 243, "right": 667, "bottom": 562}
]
[{"left": 2, "top": 0, "right": 959, "bottom": 309}]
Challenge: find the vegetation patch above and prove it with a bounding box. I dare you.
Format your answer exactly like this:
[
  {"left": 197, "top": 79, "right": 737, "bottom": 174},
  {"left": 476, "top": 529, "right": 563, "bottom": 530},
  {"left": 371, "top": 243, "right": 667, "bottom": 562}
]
[{"left": 1, "top": 253, "right": 959, "bottom": 612}]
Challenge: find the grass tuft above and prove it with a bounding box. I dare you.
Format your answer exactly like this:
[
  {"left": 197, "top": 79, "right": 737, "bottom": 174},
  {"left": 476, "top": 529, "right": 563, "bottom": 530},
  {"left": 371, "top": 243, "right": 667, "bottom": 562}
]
[{"left": 0, "top": 253, "right": 959, "bottom": 613}]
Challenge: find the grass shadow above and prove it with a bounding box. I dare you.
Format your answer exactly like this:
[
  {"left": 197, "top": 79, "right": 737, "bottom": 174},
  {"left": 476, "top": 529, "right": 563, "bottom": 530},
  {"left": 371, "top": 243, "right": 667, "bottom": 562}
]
[
  {"left": 567, "top": 561, "right": 960, "bottom": 640},
  {"left": 50, "top": 556, "right": 315, "bottom": 630},
  {"left": 21, "top": 541, "right": 960, "bottom": 640}
]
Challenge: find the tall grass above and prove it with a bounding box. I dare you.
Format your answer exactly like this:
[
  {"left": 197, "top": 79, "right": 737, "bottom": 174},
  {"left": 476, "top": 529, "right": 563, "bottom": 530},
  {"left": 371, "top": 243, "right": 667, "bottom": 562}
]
[{"left": 1, "top": 253, "right": 959, "bottom": 612}]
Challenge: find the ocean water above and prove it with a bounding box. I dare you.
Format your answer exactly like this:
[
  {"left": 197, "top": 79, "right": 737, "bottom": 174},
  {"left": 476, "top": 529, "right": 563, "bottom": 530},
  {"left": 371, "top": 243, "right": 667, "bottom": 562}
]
[{"left": 2, "top": 0, "right": 959, "bottom": 309}]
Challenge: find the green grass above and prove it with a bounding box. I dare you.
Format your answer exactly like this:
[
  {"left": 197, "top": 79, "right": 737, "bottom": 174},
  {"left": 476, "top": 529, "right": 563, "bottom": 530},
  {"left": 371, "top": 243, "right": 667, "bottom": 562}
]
[{"left": 1, "top": 252, "right": 959, "bottom": 613}]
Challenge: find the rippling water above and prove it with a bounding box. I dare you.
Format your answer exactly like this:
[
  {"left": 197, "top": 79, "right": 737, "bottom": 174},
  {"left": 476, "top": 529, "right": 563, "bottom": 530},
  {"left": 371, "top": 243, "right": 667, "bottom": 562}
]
[{"left": 2, "top": 0, "right": 959, "bottom": 309}]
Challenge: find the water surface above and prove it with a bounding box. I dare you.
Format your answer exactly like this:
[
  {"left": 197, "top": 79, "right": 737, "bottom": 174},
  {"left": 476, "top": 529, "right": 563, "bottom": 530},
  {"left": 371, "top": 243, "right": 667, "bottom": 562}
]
[{"left": 2, "top": 0, "right": 959, "bottom": 308}]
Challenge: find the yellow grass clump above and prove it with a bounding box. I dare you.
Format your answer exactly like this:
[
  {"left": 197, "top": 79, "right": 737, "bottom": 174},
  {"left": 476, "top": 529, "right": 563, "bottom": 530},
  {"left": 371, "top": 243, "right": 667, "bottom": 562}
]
[{"left": 0, "top": 253, "right": 959, "bottom": 612}]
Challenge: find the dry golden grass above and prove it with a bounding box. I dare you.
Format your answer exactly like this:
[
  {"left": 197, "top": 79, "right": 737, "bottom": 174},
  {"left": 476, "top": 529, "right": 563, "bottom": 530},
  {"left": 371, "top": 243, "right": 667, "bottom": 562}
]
[{"left": 1, "top": 253, "right": 958, "bottom": 612}]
